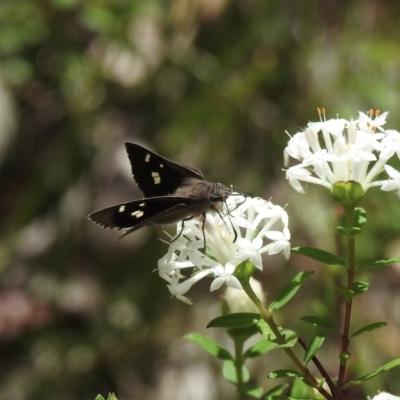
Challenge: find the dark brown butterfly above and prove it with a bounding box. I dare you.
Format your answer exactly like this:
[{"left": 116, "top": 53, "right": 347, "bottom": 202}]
[{"left": 88, "top": 143, "right": 232, "bottom": 238}]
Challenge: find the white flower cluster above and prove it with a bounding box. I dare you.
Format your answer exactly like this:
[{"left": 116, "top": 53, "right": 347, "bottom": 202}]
[
  {"left": 284, "top": 110, "right": 400, "bottom": 195},
  {"left": 157, "top": 196, "right": 290, "bottom": 304},
  {"left": 370, "top": 392, "right": 400, "bottom": 400}
]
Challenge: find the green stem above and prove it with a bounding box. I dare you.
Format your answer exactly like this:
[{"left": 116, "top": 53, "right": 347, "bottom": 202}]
[
  {"left": 242, "top": 280, "right": 333, "bottom": 400},
  {"left": 233, "top": 338, "right": 245, "bottom": 399},
  {"left": 338, "top": 207, "right": 356, "bottom": 390}
]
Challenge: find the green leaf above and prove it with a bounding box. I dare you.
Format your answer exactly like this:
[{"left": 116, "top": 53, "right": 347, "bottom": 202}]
[
  {"left": 335, "top": 286, "right": 354, "bottom": 301},
  {"left": 269, "top": 271, "right": 314, "bottom": 312},
  {"left": 243, "top": 338, "right": 278, "bottom": 358},
  {"left": 185, "top": 333, "right": 233, "bottom": 360},
  {"left": 95, "top": 396, "right": 105, "bottom": 400},
  {"left": 291, "top": 247, "right": 346, "bottom": 266},
  {"left": 353, "top": 281, "right": 369, "bottom": 293},
  {"left": 304, "top": 334, "right": 325, "bottom": 364},
  {"left": 336, "top": 281, "right": 369, "bottom": 300},
  {"left": 269, "top": 370, "right": 303, "bottom": 378},
  {"left": 351, "top": 322, "right": 387, "bottom": 338},
  {"left": 261, "top": 383, "right": 289, "bottom": 399},
  {"left": 300, "top": 316, "right": 341, "bottom": 332},
  {"left": 354, "top": 207, "right": 367, "bottom": 226},
  {"left": 337, "top": 226, "right": 362, "bottom": 235},
  {"left": 256, "top": 320, "right": 297, "bottom": 345},
  {"left": 338, "top": 207, "right": 367, "bottom": 234},
  {"left": 277, "top": 338, "right": 298, "bottom": 348},
  {"left": 344, "top": 358, "right": 400, "bottom": 388},
  {"left": 270, "top": 397, "right": 315, "bottom": 400},
  {"left": 238, "top": 385, "right": 264, "bottom": 398},
  {"left": 339, "top": 352, "right": 351, "bottom": 363},
  {"left": 222, "top": 359, "right": 250, "bottom": 384},
  {"left": 291, "top": 376, "right": 318, "bottom": 398},
  {"left": 207, "top": 313, "right": 261, "bottom": 329},
  {"left": 356, "top": 257, "right": 400, "bottom": 270}
]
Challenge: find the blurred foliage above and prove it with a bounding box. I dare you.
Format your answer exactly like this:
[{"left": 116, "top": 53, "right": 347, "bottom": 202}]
[{"left": 1, "top": 0, "right": 400, "bottom": 399}]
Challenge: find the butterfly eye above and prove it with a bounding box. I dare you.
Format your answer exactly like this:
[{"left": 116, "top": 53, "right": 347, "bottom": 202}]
[{"left": 210, "top": 194, "right": 222, "bottom": 202}]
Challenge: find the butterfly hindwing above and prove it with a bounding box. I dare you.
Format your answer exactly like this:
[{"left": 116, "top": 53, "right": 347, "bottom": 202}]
[
  {"left": 125, "top": 143, "right": 205, "bottom": 198},
  {"left": 88, "top": 196, "right": 198, "bottom": 234}
]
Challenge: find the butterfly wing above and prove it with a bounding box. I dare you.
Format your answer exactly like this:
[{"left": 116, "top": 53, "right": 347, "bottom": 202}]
[
  {"left": 88, "top": 196, "right": 201, "bottom": 237},
  {"left": 125, "top": 143, "right": 205, "bottom": 198}
]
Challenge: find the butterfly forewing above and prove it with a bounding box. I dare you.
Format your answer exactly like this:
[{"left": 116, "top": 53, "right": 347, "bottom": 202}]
[{"left": 125, "top": 143, "right": 205, "bottom": 198}]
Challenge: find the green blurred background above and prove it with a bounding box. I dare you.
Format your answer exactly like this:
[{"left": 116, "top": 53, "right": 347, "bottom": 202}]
[{"left": 2, "top": 1, "right": 400, "bottom": 399}]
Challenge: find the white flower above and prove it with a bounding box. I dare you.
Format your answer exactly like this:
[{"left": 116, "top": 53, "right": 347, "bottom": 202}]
[
  {"left": 235, "top": 237, "right": 263, "bottom": 269},
  {"left": 157, "top": 196, "right": 290, "bottom": 303},
  {"left": 370, "top": 392, "right": 400, "bottom": 400},
  {"left": 210, "top": 261, "right": 242, "bottom": 291},
  {"left": 284, "top": 110, "right": 400, "bottom": 196},
  {"left": 381, "top": 165, "right": 400, "bottom": 196}
]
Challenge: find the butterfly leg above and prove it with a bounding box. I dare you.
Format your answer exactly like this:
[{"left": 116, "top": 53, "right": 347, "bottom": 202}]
[{"left": 170, "top": 216, "right": 194, "bottom": 243}]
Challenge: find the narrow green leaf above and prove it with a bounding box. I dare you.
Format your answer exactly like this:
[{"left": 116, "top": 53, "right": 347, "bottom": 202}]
[
  {"left": 277, "top": 338, "right": 298, "bottom": 348},
  {"left": 270, "top": 397, "right": 315, "bottom": 400},
  {"left": 344, "top": 358, "right": 400, "bottom": 388},
  {"left": 261, "top": 383, "right": 289, "bottom": 399},
  {"left": 185, "top": 333, "right": 233, "bottom": 360},
  {"left": 351, "top": 322, "right": 387, "bottom": 338},
  {"left": 356, "top": 257, "right": 400, "bottom": 270},
  {"left": 108, "top": 394, "right": 118, "bottom": 400},
  {"left": 269, "top": 271, "right": 314, "bottom": 312},
  {"left": 243, "top": 339, "right": 278, "bottom": 358},
  {"left": 304, "top": 334, "right": 325, "bottom": 364},
  {"left": 95, "top": 396, "right": 105, "bottom": 400},
  {"left": 300, "top": 316, "right": 340, "bottom": 332},
  {"left": 291, "top": 247, "right": 346, "bottom": 266},
  {"left": 337, "top": 226, "right": 362, "bottom": 236},
  {"left": 207, "top": 313, "right": 261, "bottom": 329},
  {"left": 336, "top": 281, "right": 369, "bottom": 300},
  {"left": 223, "top": 360, "right": 250, "bottom": 384},
  {"left": 269, "top": 370, "right": 303, "bottom": 378}
]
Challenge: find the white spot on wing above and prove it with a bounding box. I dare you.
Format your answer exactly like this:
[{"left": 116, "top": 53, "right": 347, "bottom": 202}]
[
  {"left": 159, "top": 163, "right": 164, "bottom": 168},
  {"left": 145, "top": 153, "right": 151, "bottom": 162},
  {"left": 139, "top": 203, "right": 145, "bottom": 207},
  {"left": 119, "top": 205, "right": 125, "bottom": 212},
  {"left": 131, "top": 210, "right": 144, "bottom": 218},
  {"left": 152, "top": 172, "right": 161, "bottom": 184}
]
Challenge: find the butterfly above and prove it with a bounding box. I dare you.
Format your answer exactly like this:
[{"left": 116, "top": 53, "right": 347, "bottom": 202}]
[{"left": 88, "top": 143, "right": 232, "bottom": 238}]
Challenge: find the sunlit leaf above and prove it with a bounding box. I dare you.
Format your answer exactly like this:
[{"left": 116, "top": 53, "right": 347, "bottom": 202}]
[
  {"left": 185, "top": 333, "right": 232, "bottom": 360},
  {"left": 269, "top": 370, "right": 303, "bottom": 378},
  {"left": 223, "top": 360, "right": 250, "bottom": 384},
  {"left": 238, "top": 385, "right": 263, "bottom": 398},
  {"left": 269, "top": 271, "right": 314, "bottom": 311},
  {"left": 243, "top": 338, "right": 278, "bottom": 358},
  {"left": 356, "top": 257, "right": 400, "bottom": 270},
  {"left": 351, "top": 322, "right": 387, "bottom": 338},
  {"left": 260, "top": 383, "right": 289, "bottom": 399},
  {"left": 304, "top": 334, "right": 325, "bottom": 364},
  {"left": 344, "top": 359, "right": 400, "bottom": 388},
  {"left": 207, "top": 313, "right": 261, "bottom": 329},
  {"left": 300, "top": 316, "right": 340, "bottom": 332},
  {"left": 292, "top": 247, "right": 346, "bottom": 266}
]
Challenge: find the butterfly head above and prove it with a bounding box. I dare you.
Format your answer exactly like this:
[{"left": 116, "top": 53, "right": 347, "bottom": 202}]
[{"left": 209, "top": 183, "right": 231, "bottom": 203}]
